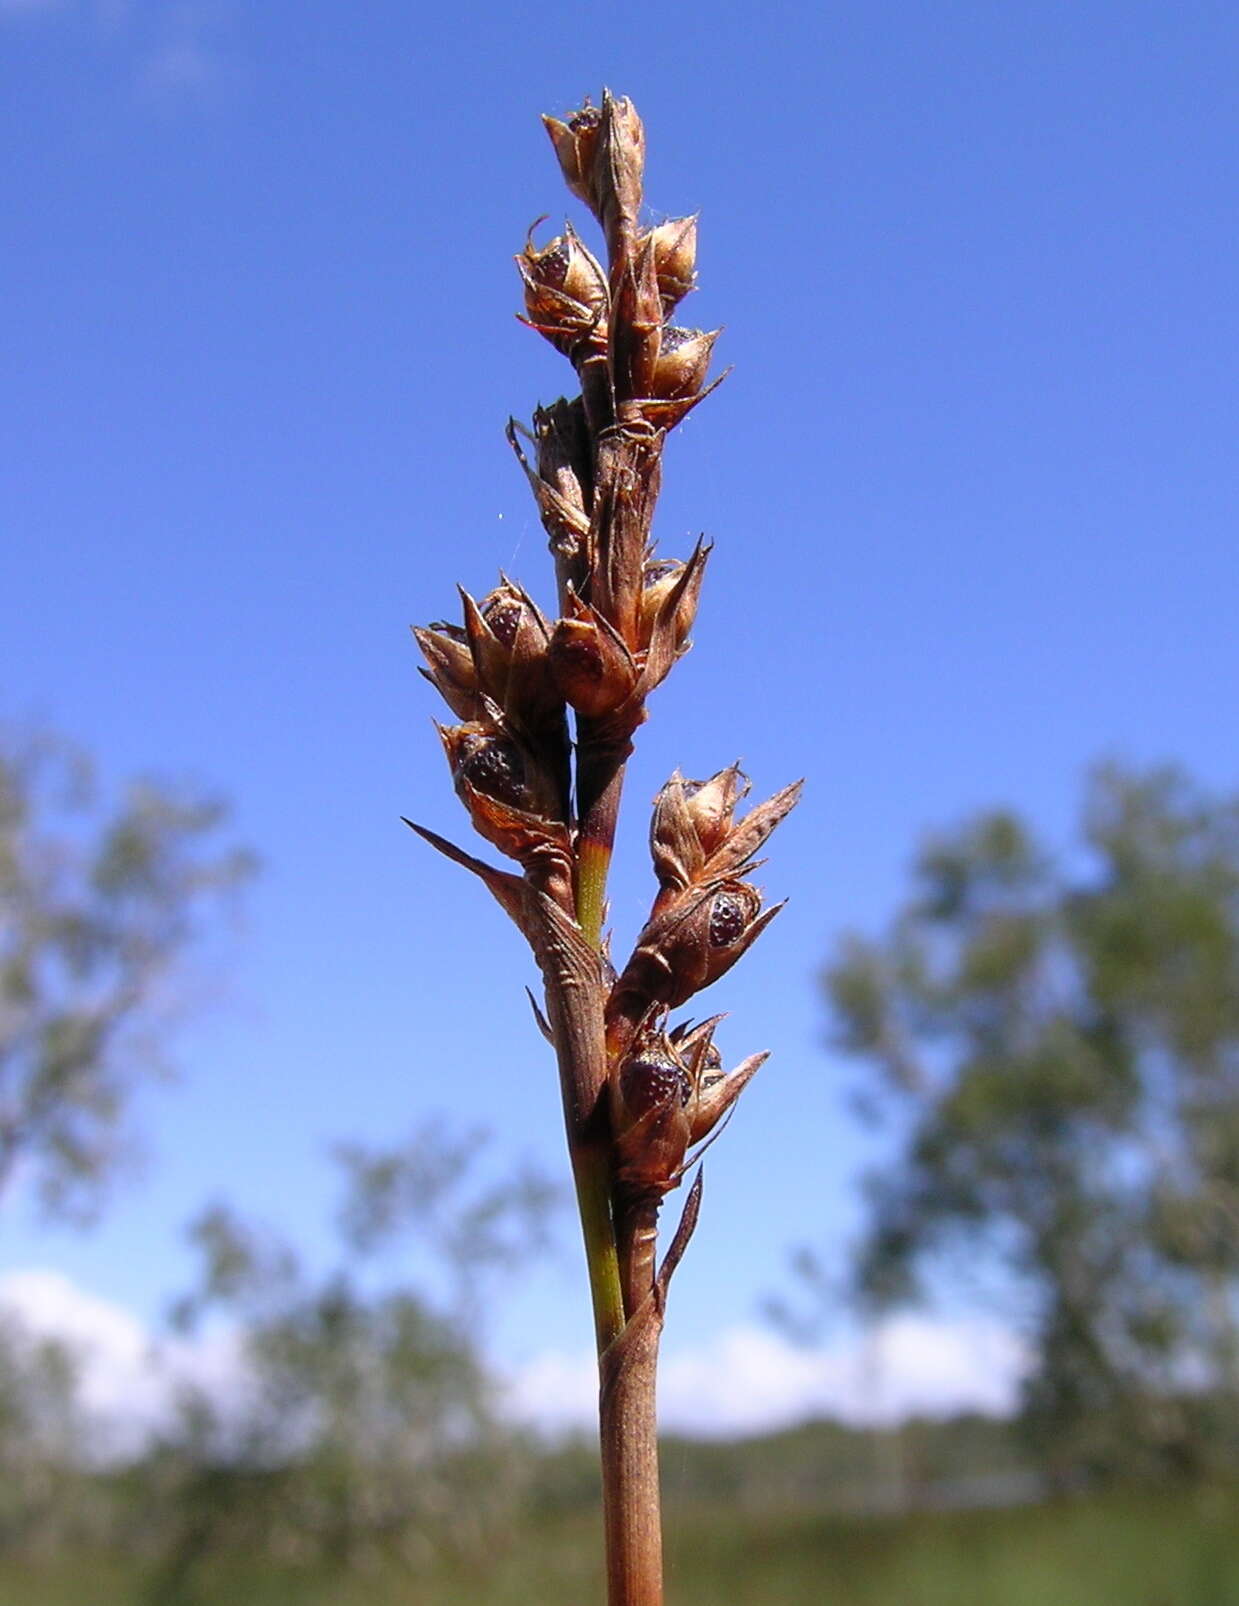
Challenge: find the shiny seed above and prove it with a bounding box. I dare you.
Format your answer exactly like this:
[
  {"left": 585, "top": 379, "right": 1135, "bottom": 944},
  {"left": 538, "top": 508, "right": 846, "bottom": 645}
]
[
  {"left": 708, "top": 891, "right": 747, "bottom": 948},
  {"left": 461, "top": 740, "right": 527, "bottom": 808},
  {"left": 483, "top": 599, "right": 524, "bottom": 648},
  {"left": 621, "top": 1055, "right": 690, "bottom": 1119}
]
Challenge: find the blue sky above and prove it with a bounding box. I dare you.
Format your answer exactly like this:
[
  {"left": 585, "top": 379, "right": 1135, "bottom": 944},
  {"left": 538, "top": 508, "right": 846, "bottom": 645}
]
[{"left": 3, "top": 0, "right": 1238, "bottom": 1423}]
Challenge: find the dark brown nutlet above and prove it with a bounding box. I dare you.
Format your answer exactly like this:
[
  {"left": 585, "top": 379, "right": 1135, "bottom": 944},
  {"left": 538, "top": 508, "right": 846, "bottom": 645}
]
[
  {"left": 610, "top": 1016, "right": 694, "bottom": 1192},
  {"left": 437, "top": 721, "right": 570, "bottom": 876},
  {"left": 608, "top": 876, "right": 784, "bottom": 1031},
  {"left": 708, "top": 883, "right": 757, "bottom": 948},
  {"left": 458, "top": 736, "right": 529, "bottom": 811},
  {"left": 439, "top": 721, "right": 556, "bottom": 821},
  {"left": 620, "top": 1049, "right": 691, "bottom": 1121},
  {"left": 481, "top": 594, "right": 523, "bottom": 649}
]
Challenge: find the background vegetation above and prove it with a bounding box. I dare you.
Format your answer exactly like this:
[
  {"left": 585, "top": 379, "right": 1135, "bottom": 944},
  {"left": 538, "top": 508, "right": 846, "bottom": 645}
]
[{"left": 3, "top": 728, "right": 1238, "bottom": 1600}]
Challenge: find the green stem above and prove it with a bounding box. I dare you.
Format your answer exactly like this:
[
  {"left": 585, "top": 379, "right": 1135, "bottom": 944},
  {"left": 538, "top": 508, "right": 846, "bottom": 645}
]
[
  {"left": 572, "top": 1140, "right": 627, "bottom": 1352},
  {"left": 567, "top": 745, "right": 629, "bottom": 1354},
  {"left": 576, "top": 836, "right": 611, "bottom": 951},
  {"left": 575, "top": 733, "right": 628, "bottom": 947}
]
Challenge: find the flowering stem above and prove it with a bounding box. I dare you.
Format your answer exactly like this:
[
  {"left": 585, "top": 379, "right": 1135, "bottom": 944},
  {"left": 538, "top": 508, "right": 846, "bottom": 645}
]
[{"left": 415, "top": 90, "right": 795, "bottom": 1606}]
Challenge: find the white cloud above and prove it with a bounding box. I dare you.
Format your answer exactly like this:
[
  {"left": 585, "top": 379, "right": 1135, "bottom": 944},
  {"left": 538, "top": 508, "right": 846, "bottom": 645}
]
[
  {"left": 507, "top": 1315, "right": 1030, "bottom": 1438},
  {"left": 504, "top": 1346, "right": 599, "bottom": 1435},
  {"left": 2, "top": 1269, "right": 152, "bottom": 1416},
  {"left": 0, "top": 1269, "right": 246, "bottom": 1457},
  {"left": 1, "top": 1270, "right": 1031, "bottom": 1449}
]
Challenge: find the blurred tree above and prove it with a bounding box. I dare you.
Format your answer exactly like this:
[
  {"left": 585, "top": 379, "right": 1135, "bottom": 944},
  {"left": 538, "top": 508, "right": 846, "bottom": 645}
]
[
  {"left": 148, "top": 1124, "right": 560, "bottom": 1587},
  {"left": 332, "top": 1116, "right": 558, "bottom": 1313},
  {"left": 0, "top": 722, "right": 254, "bottom": 1221},
  {"left": 821, "top": 764, "right": 1239, "bottom": 1483},
  {"left": 0, "top": 1313, "right": 85, "bottom": 1556}
]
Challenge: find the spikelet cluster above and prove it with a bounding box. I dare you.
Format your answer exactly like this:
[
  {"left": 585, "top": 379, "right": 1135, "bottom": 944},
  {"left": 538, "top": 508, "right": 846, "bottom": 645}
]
[{"left": 410, "top": 91, "right": 799, "bottom": 1314}]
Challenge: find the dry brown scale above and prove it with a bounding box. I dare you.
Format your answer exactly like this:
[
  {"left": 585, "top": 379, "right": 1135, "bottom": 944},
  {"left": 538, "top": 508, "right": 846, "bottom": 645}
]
[{"left": 407, "top": 90, "right": 801, "bottom": 1606}]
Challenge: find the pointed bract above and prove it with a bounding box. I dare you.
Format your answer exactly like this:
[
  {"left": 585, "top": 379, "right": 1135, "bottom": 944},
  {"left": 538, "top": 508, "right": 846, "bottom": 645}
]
[
  {"left": 645, "top": 216, "right": 698, "bottom": 315},
  {"left": 650, "top": 327, "right": 720, "bottom": 402},
  {"left": 419, "top": 581, "right": 567, "bottom": 754},
  {"left": 701, "top": 778, "right": 804, "bottom": 880},
  {"left": 682, "top": 764, "right": 751, "bottom": 857},
  {"left": 650, "top": 763, "right": 752, "bottom": 894},
  {"left": 610, "top": 233, "right": 663, "bottom": 408},
  {"left": 687, "top": 1050, "right": 767, "bottom": 1145},
  {"left": 506, "top": 413, "right": 592, "bottom": 598},
  {"left": 637, "top": 538, "right": 708, "bottom": 659},
  {"left": 403, "top": 819, "right": 530, "bottom": 936},
  {"left": 413, "top": 623, "right": 485, "bottom": 722},
  {"left": 632, "top": 539, "right": 709, "bottom": 694},
  {"left": 542, "top": 91, "right": 645, "bottom": 246},
  {"left": 541, "top": 103, "right": 605, "bottom": 211},
  {"left": 548, "top": 593, "right": 639, "bottom": 718}
]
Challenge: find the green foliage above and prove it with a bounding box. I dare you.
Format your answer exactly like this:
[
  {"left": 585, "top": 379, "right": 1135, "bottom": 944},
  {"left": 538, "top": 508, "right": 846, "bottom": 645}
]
[
  {"left": 1, "top": 1482, "right": 1237, "bottom": 1605},
  {"left": 0, "top": 722, "right": 254, "bottom": 1220},
  {"left": 0, "top": 1315, "right": 88, "bottom": 1555},
  {"left": 823, "top": 764, "right": 1239, "bottom": 1481}
]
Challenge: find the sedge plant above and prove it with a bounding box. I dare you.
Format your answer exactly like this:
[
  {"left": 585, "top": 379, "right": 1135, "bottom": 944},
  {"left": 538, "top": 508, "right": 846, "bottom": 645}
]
[{"left": 408, "top": 91, "right": 800, "bottom": 1606}]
